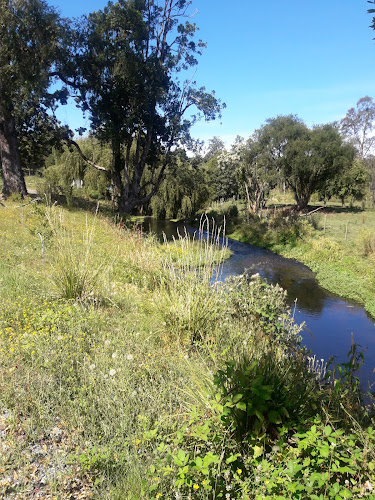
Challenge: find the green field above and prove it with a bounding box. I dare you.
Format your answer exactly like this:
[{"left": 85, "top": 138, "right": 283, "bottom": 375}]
[{"left": 0, "top": 199, "right": 374, "bottom": 499}]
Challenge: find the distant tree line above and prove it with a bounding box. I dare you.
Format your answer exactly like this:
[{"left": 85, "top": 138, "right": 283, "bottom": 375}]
[{"left": 29, "top": 96, "right": 375, "bottom": 218}]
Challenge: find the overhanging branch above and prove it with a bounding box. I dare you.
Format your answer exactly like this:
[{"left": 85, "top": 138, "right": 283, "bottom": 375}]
[{"left": 68, "top": 139, "right": 107, "bottom": 171}]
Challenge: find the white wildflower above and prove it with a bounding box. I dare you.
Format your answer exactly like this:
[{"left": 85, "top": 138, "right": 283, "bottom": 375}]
[
  {"left": 365, "top": 481, "right": 374, "bottom": 491},
  {"left": 109, "top": 369, "right": 116, "bottom": 376},
  {"left": 126, "top": 354, "right": 134, "bottom": 361}
]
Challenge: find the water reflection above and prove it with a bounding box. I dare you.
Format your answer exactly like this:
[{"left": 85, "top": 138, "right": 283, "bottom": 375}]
[{"left": 138, "top": 218, "right": 375, "bottom": 389}]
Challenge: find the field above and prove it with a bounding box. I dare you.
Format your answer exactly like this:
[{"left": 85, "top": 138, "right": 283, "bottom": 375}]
[{"left": 0, "top": 198, "right": 375, "bottom": 499}]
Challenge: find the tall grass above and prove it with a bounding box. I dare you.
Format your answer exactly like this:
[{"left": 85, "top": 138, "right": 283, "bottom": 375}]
[
  {"left": 46, "top": 207, "right": 115, "bottom": 303},
  {"left": 155, "top": 216, "right": 228, "bottom": 344}
]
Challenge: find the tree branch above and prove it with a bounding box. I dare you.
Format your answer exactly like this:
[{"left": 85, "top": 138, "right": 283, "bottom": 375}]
[
  {"left": 68, "top": 139, "right": 107, "bottom": 171},
  {"left": 49, "top": 71, "right": 81, "bottom": 90}
]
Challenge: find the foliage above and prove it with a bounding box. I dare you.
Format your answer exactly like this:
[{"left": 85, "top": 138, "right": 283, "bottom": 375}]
[
  {"left": 40, "top": 139, "right": 111, "bottom": 205},
  {"left": 149, "top": 150, "right": 210, "bottom": 220},
  {"left": 210, "top": 137, "right": 241, "bottom": 201},
  {"left": 1, "top": 200, "right": 375, "bottom": 498},
  {"left": 66, "top": 0, "right": 224, "bottom": 212},
  {"left": 320, "top": 158, "right": 368, "bottom": 206},
  {"left": 144, "top": 330, "right": 374, "bottom": 499},
  {"left": 0, "top": 0, "right": 64, "bottom": 197},
  {"left": 340, "top": 96, "right": 375, "bottom": 159},
  {"left": 239, "top": 130, "right": 279, "bottom": 213},
  {"left": 263, "top": 117, "right": 357, "bottom": 211}
]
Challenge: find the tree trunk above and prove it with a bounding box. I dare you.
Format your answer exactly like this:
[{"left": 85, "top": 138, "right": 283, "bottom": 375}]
[
  {"left": 110, "top": 140, "right": 123, "bottom": 210},
  {"left": 295, "top": 194, "right": 310, "bottom": 212},
  {"left": 0, "top": 112, "right": 27, "bottom": 198}
]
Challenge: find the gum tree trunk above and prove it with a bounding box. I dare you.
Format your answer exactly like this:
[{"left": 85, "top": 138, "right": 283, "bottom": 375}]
[{"left": 0, "top": 111, "right": 27, "bottom": 198}]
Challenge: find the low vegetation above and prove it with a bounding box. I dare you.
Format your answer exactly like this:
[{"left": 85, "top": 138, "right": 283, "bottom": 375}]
[
  {"left": 208, "top": 198, "right": 375, "bottom": 318},
  {"left": 0, "top": 200, "right": 374, "bottom": 499}
]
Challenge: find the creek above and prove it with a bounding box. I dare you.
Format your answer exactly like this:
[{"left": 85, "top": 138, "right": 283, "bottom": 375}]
[{"left": 139, "top": 217, "right": 375, "bottom": 390}]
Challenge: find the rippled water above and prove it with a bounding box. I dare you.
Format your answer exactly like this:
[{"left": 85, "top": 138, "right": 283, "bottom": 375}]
[{"left": 139, "top": 217, "right": 375, "bottom": 389}]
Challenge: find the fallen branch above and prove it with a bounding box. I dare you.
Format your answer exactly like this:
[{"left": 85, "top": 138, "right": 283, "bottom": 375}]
[{"left": 300, "top": 206, "right": 325, "bottom": 217}]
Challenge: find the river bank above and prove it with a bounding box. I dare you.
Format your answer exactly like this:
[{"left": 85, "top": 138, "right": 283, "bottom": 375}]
[
  {"left": 225, "top": 209, "right": 375, "bottom": 319},
  {"left": 1, "top": 202, "right": 374, "bottom": 498}
]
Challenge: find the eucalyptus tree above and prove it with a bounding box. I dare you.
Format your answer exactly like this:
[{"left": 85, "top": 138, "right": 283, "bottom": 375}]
[
  {"left": 70, "top": 0, "right": 224, "bottom": 212},
  {"left": 0, "top": 0, "right": 62, "bottom": 197},
  {"left": 239, "top": 129, "right": 279, "bottom": 214},
  {"left": 340, "top": 96, "right": 375, "bottom": 159}
]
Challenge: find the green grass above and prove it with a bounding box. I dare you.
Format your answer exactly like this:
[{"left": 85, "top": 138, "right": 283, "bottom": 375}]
[
  {"left": 219, "top": 194, "right": 375, "bottom": 318},
  {"left": 0, "top": 200, "right": 374, "bottom": 499}
]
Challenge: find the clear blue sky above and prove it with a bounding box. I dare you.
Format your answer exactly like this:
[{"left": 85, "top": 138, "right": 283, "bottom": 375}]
[{"left": 49, "top": 0, "right": 375, "bottom": 148}]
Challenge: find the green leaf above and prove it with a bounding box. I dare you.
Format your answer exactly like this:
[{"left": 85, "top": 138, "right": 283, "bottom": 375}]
[
  {"left": 324, "top": 425, "right": 332, "bottom": 436},
  {"left": 236, "top": 401, "right": 247, "bottom": 411},
  {"left": 253, "top": 445, "right": 263, "bottom": 458},
  {"left": 320, "top": 446, "right": 330, "bottom": 458},
  {"left": 268, "top": 410, "right": 282, "bottom": 424},
  {"left": 232, "top": 393, "right": 243, "bottom": 403},
  {"left": 226, "top": 453, "right": 240, "bottom": 464}
]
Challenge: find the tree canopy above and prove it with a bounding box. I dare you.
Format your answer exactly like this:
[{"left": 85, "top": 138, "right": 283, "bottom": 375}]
[
  {"left": 340, "top": 96, "right": 375, "bottom": 159},
  {"left": 64, "top": 0, "right": 224, "bottom": 212}
]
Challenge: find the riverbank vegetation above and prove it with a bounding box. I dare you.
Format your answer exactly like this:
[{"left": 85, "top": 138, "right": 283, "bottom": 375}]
[
  {"left": 3, "top": 1, "right": 375, "bottom": 497},
  {"left": 1, "top": 201, "right": 375, "bottom": 498},
  {"left": 201, "top": 199, "right": 375, "bottom": 318}
]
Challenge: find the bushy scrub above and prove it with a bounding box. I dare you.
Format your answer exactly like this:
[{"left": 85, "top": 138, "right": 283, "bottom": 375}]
[
  {"left": 229, "top": 210, "right": 310, "bottom": 249},
  {"left": 357, "top": 228, "right": 375, "bottom": 256},
  {"left": 309, "top": 237, "right": 343, "bottom": 263}
]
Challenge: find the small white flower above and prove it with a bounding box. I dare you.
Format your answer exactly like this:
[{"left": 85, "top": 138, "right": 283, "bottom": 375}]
[
  {"left": 57, "top": 335, "right": 63, "bottom": 341},
  {"left": 184, "top": 354, "right": 189, "bottom": 359},
  {"left": 126, "top": 354, "right": 134, "bottom": 361},
  {"left": 365, "top": 481, "right": 374, "bottom": 491},
  {"left": 105, "top": 339, "right": 111, "bottom": 346},
  {"left": 109, "top": 369, "right": 116, "bottom": 376},
  {"left": 112, "top": 352, "right": 117, "bottom": 358},
  {"left": 89, "top": 364, "right": 96, "bottom": 370}
]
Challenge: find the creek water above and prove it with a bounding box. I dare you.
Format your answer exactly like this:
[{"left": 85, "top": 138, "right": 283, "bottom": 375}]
[{"left": 139, "top": 217, "right": 375, "bottom": 390}]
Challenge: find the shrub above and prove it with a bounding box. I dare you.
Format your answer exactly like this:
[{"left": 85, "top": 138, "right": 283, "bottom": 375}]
[
  {"left": 357, "top": 228, "right": 375, "bottom": 256},
  {"left": 308, "top": 213, "right": 322, "bottom": 230}
]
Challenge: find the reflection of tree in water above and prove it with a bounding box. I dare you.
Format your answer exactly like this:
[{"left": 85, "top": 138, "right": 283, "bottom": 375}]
[{"left": 262, "top": 268, "right": 327, "bottom": 315}]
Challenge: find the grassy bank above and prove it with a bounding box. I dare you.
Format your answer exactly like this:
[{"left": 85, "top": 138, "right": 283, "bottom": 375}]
[
  {"left": 1, "top": 201, "right": 374, "bottom": 499},
  {"left": 222, "top": 206, "right": 375, "bottom": 318}
]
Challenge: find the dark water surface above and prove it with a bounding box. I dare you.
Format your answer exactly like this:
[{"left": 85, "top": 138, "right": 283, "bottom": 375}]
[{"left": 139, "top": 218, "right": 375, "bottom": 389}]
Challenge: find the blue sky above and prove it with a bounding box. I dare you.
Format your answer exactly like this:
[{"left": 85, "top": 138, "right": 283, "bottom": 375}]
[{"left": 49, "top": 0, "right": 375, "bottom": 148}]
